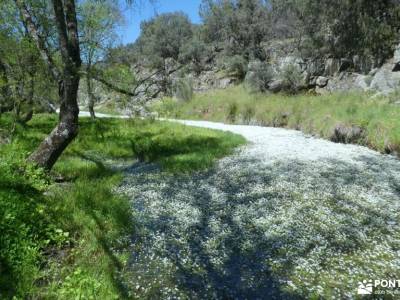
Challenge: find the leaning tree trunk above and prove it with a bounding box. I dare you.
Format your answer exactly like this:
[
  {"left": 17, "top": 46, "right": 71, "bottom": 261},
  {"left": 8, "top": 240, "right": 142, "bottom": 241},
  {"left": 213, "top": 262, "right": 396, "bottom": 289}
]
[
  {"left": 16, "top": 0, "right": 82, "bottom": 170},
  {"left": 86, "top": 72, "right": 96, "bottom": 119},
  {"left": 28, "top": 68, "right": 80, "bottom": 169}
]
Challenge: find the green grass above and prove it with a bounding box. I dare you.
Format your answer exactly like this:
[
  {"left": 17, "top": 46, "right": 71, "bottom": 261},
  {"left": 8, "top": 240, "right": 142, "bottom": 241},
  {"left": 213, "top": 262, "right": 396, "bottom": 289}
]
[
  {"left": 153, "top": 85, "right": 400, "bottom": 155},
  {"left": 0, "top": 114, "right": 244, "bottom": 299},
  {"left": 128, "top": 120, "right": 245, "bottom": 173}
]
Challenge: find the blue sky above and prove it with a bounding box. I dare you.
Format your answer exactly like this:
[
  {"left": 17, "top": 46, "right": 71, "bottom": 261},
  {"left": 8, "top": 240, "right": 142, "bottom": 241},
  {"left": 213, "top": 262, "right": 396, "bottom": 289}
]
[{"left": 119, "top": 0, "right": 202, "bottom": 45}]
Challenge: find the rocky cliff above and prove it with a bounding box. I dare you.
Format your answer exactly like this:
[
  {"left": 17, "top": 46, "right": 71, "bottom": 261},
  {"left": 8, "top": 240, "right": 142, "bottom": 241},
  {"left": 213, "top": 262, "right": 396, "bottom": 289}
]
[{"left": 188, "top": 39, "right": 400, "bottom": 96}]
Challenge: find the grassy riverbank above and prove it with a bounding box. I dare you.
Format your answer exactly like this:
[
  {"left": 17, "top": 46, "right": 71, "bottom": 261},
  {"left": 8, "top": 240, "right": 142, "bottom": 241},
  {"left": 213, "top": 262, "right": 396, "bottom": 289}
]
[
  {"left": 0, "top": 114, "right": 244, "bottom": 299},
  {"left": 154, "top": 85, "right": 400, "bottom": 155}
]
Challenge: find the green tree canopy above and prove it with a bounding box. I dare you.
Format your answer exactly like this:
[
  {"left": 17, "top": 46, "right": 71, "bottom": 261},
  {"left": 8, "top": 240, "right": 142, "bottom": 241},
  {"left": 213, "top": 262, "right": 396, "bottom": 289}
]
[{"left": 135, "top": 12, "right": 194, "bottom": 68}]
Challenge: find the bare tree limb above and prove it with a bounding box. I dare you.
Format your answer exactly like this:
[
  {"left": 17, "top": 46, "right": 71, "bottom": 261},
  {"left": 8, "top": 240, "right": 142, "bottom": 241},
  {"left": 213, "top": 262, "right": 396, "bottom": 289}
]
[
  {"left": 14, "top": 0, "right": 60, "bottom": 81},
  {"left": 88, "top": 67, "right": 161, "bottom": 98},
  {"left": 90, "top": 72, "right": 137, "bottom": 97}
]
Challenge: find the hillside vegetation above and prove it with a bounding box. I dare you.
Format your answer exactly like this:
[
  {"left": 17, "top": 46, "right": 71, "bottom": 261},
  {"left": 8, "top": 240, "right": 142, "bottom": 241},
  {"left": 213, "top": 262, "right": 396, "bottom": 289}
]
[
  {"left": 101, "top": 0, "right": 400, "bottom": 104},
  {"left": 154, "top": 86, "right": 400, "bottom": 155}
]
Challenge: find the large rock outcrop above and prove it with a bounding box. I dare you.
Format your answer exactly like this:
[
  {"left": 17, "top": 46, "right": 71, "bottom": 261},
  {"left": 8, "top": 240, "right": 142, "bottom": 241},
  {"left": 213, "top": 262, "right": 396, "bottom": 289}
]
[
  {"left": 190, "top": 71, "right": 237, "bottom": 92},
  {"left": 370, "top": 62, "right": 400, "bottom": 95},
  {"left": 256, "top": 39, "right": 400, "bottom": 95}
]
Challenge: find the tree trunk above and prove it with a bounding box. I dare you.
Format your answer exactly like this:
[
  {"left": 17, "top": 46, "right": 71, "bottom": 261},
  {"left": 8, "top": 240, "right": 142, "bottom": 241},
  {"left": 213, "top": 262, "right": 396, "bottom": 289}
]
[
  {"left": 86, "top": 73, "right": 96, "bottom": 119},
  {"left": 0, "top": 58, "right": 12, "bottom": 116},
  {"left": 18, "top": 75, "right": 34, "bottom": 124},
  {"left": 17, "top": 0, "right": 82, "bottom": 170},
  {"left": 28, "top": 72, "right": 80, "bottom": 169}
]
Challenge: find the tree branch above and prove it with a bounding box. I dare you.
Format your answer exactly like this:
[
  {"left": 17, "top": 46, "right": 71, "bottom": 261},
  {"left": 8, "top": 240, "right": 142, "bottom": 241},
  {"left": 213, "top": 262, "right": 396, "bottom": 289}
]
[
  {"left": 88, "top": 67, "right": 161, "bottom": 98},
  {"left": 90, "top": 72, "right": 137, "bottom": 97},
  {"left": 64, "top": 0, "right": 81, "bottom": 66},
  {"left": 14, "top": 0, "right": 60, "bottom": 81},
  {"left": 131, "top": 69, "right": 162, "bottom": 94},
  {"left": 51, "top": 0, "right": 70, "bottom": 64}
]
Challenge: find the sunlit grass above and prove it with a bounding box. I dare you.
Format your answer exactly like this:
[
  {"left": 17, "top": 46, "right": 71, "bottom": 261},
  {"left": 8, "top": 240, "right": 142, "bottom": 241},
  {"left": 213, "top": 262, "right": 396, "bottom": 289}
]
[
  {"left": 0, "top": 114, "right": 244, "bottom": 298},
  {"left": 153, "top": 85, "right": 400, "bottom": 154}
]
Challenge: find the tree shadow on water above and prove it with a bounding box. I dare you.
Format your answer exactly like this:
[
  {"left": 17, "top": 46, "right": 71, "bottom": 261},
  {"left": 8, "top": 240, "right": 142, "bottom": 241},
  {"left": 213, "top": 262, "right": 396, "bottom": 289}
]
[
  {"left": 127, "top": 157, "right": 300, "bottom": 299},
  {"left": 125, "top": 152, "right": 400, "bottom": 299}
]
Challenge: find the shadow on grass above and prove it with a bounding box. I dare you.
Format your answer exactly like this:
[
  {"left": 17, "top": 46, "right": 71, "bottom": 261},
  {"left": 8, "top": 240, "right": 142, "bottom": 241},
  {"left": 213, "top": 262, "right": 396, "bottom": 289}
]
[
  {"left": 89, "top": 212, "right": 130, "bottom": 299},
  {"left": 71, "top": 150, "right": 107, "bottom": 171},
  {"left": 0, "top": 180, "right": 48, "bottom": 298},
  {"left": 129, "top": 130, "right": 244, "bottom": 173},
  {"left": 0, "top": 258, "right": 18, "bottom": 298},
  {"left": 54, "top": 165, "right": 133, "bottom": 299},
  {"left": 1, "top": 114, "right": 244, "bottom": 298}
]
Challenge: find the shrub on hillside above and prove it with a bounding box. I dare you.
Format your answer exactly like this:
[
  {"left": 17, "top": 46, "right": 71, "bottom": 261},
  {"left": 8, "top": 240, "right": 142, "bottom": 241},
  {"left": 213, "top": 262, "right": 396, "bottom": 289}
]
[
  {"left": 174, "top": 77, "right": 194, "bottom": 102},
  {"left": 278, "top": 63, "right": 304, "bottom": 94},
  {"left": 179, "top": 35, "right": 210, "bottom": 75},
  {"left": 245, "top": 61, "right": 273, "bottom": 93},
  {"left": 225, "top": 55, "right": 248, "bottom": 80}
]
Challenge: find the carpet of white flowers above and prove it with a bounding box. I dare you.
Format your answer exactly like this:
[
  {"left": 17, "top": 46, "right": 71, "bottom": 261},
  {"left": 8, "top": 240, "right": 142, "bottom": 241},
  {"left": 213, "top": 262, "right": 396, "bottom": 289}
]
[{"left": 117, "top": 121, "right": 400, "bottom": 299}]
